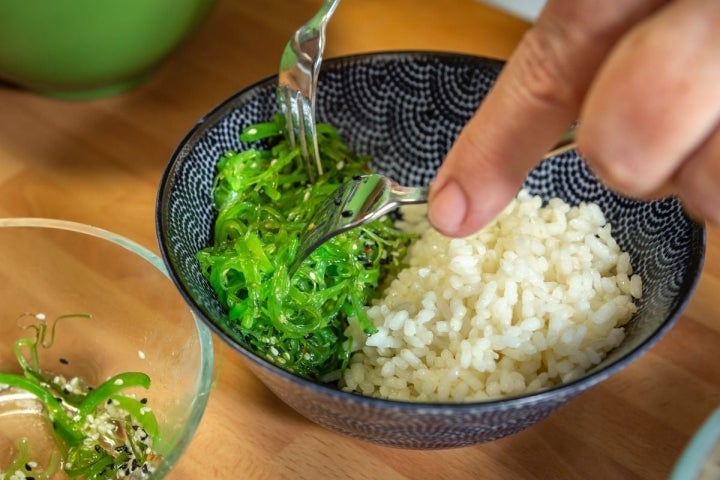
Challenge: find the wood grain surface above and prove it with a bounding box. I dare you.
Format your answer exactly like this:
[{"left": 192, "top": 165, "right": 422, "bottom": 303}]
[{"left": 1, "top": 1, "right": 718, "bottom": 478}]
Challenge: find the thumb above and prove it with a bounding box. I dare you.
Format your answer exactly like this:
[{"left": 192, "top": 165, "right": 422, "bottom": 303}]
[
  {"left": 428, "top": 115, "right": 574, "bottom": 237},
  {"left": 427, "top": 68, "right": 576, "bottom": 238}
]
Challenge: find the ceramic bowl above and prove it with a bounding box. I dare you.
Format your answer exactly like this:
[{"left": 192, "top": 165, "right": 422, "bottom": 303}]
[
  {"left": 156, "top": 51, "right": 705, "bottom": 449},
  {"left": 671, "top": 408, "right": 720, "bottom": 480},
  {"left": 0, "top": 0, "right": 216, "bottom": 99},
  {"left": 0, "top": 218, "right": 214, "bottom": 477}
]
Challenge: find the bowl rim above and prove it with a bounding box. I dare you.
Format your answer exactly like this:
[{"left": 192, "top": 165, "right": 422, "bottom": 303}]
[
  {"left": 155, "top": 50, "right": 707, "bottom": 411},
  {"left": 0, "top": 216, "right": 215, "bottom": 475},
  {"left": 671, "top": 407, "right": 720, "bottom": 479}
]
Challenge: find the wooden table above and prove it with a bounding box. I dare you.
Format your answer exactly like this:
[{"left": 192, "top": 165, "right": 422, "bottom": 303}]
[{"left": 1, "top": 1, "right": 718, "bottom": 478}]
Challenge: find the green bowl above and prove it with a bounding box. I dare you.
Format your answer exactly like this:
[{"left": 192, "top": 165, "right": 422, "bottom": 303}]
[{"left": 0, "top": 0, "right": 216, "bottom": 99}]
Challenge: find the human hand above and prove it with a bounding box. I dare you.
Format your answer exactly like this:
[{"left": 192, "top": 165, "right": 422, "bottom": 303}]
[{"left": 428, "top": 0, "right": 720, "bottom": 237}]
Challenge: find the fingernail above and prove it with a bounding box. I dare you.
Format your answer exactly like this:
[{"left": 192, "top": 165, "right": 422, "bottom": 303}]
[{"left": 428, "top": 180, "right": 467, "bottom": 235}]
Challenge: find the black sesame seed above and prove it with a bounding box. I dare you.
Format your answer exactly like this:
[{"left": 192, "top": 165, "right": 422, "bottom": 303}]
[
  {"left": 59, "top": 357, "right": 69, "bottom": 365},
  {"left": 142, "top": 464, "right": 149, "bottom": 474},
  {"left": 341, "top": 210, "right": 353, "bottom": 218},
  {"left": 107, "top": 398, "right": 113, "bottom": 405},
  {"left": 25, "top": 463, "right": 32, "bottom": 471},
  {"left": 140, "top": 398, "right": 148, "bottom": 404}
]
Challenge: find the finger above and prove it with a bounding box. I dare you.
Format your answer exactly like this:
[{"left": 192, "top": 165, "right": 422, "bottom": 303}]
[
  {"left": 428, "top": 0, "right": 668, "bottom": 237},
  {"left": 578, "top": 0, "right": 720, "bottom": 198},
  {"left": 674, "top": 124, "right": 720, "bottom": 226}
]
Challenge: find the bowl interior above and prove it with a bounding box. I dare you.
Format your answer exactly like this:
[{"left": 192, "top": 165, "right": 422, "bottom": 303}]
[
  {"left": 0, "top": 218, "right": 214, "bottom": 477},
  {"left": 157, "top": 51, "right": 704, "bottom": 399}
]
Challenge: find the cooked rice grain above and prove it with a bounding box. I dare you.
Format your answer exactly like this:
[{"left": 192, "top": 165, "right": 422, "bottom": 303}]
[{"left": 342, "top": 191, "right": 641, "bottom": 402}]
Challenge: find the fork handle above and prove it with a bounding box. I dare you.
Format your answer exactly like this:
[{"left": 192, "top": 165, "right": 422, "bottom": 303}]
[
  {"left": 316, "top": 0, "right": 341, "bottom": 25},
  {"left": 544, "top": 129, "right": 577, "bottom": 158},
  {"left": 390, "top": 130, "right": 576, "bottom": 207},
  {"left": 390, "top": 184, "right": 429, "bottom": 205}
]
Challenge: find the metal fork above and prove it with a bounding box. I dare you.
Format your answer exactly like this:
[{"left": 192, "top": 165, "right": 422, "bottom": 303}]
[
  {"left": 277, "top": 0, "right": 341, "bottom": 183},
  {"left": 289, "top": 132, "right": 578, "bottom": 275}
]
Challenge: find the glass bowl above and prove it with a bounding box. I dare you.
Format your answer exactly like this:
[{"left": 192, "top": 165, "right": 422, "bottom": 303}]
[{"left": 0, "top": 218, "right": 214, "bottom": 478}]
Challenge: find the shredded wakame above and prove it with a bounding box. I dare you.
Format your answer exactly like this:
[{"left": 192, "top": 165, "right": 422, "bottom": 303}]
[
  {"left": 0, "top": 313, "right": 160, "bottom": 479},
  {"left": 196, "top": 115, "right": 414, "bottom": 381}
]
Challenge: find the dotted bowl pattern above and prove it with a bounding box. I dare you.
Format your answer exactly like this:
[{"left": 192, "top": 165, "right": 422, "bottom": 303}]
[{"left": 156, "top": 52, "right": 706, "bottom": 449}]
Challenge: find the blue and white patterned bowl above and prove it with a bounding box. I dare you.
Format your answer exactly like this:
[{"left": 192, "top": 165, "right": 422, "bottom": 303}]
[{"left": 156, "top": 51, "right": 706, "bottom": 449}]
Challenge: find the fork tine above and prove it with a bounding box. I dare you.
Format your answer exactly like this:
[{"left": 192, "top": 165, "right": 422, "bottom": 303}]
[
  {"left": 296, "top": 94, "right": 321, "bottom": 180},
  {"left": 279, "top": 87, "right": 320, "bottom": 183},
  {"left": 278, "top": 87, "right": 297, "bottom": 148},
  {"left": 277, "top": 0, "right": 341, "bottom": 183}
]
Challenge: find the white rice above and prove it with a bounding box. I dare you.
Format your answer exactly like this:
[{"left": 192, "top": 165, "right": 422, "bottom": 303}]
[{"left": 342, "top": 190, "right": 642, "bottom": 402}]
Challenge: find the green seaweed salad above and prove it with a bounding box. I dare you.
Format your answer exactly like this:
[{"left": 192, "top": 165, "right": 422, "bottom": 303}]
[
  {"left": 196, "top": 115, "right": 415, "bottom": 382},
  {"left": 0, "top": 313, "right": 159, "bottom": 480}
]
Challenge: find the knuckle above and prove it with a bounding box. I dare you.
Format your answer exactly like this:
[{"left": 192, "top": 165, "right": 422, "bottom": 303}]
[
  {"left": 513, "top": 28, "right": 580, "bottom": 111},
  {"left": 512, "top": 9, "right": 604, "bottom": 113}
]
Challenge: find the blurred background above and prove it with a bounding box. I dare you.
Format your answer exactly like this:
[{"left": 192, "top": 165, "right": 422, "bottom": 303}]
[
  {"left": 480, "top": 0, "right": 544, "bottom": 21},
  {"left": 0, "top": 1, "right": 718, "bottom": 479}
]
